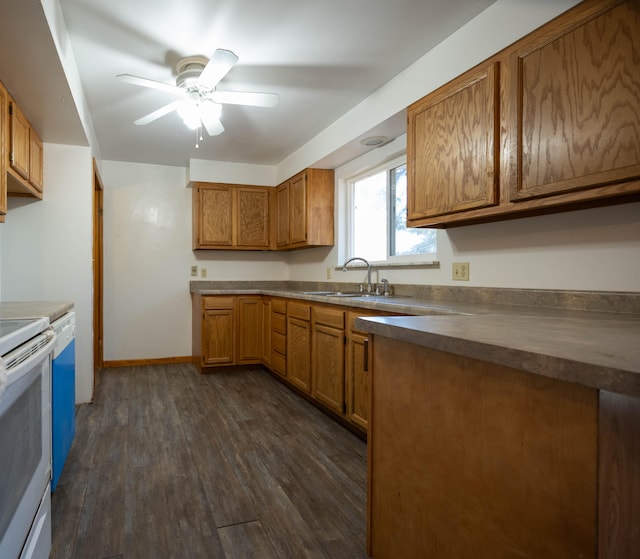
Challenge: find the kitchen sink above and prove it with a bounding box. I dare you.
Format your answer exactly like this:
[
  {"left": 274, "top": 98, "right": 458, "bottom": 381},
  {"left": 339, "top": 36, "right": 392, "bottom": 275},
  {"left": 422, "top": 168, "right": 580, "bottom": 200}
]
[
  {"left": 300, "top": 291, "right": 363, "bottom": 297},
  {"left": 299, "top": 291, "right": 405, "bottom": 299}
]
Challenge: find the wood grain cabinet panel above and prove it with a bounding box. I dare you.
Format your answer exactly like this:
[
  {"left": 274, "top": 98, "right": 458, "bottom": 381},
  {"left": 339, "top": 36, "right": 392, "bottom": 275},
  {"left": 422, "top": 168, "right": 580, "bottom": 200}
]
[
  {"left": 509, "top": 0, "right": 640, "bottom": 202},
  {"left": 202, "top": 307, "right": 235, "bottom": 366},
  {"left": 193, "top": 183, "right": 271, "bottom": 249},
  {"left": 346, "top": 311, "right": 373, "bottom": 431},
  {"left": 236, "top": 187, "right": 270, "bottom": 248},
  {"left": 368, "top": 336, "right": 598, "bottom": 559},
  {"left": 287, "top": 302, "right": 312, "bottom": 393},
  {"left": 407, "top": 62, "right": 499, "bottom": 220},
  {"left": 311, "top": 307, "right": 345, "bottom": 414},
  {"left": 193, "top": 295, "right": 262, "bottom": 370},
  {"left": 406, "top": 0, "right": 640, "bottom": 228},
  {"left": 270, "top": 299, "right": 287, "bottom": 377},
  {"left": 195, "top": 184, "right": 233, "bottom": 247},
  {"left": 236, "top": 296, "right": 263, "bottom": 363},
  {"left": 275, "top": 168, "right": 334, "bottom": 249},
  {"left": 28, "top": 128, "right": 43, "bottom": 192},
  {"left": 598, "top": 391, "right": 640, "bottom": 559},
  {"left": 9, "top": 100, "right": 30, "bottom": 180}
]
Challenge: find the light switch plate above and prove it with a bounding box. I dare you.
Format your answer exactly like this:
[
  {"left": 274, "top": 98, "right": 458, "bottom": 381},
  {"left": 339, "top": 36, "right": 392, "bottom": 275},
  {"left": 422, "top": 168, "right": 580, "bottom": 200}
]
[{"left": 452, "top": 262, "right": 470, "bottom": 281}]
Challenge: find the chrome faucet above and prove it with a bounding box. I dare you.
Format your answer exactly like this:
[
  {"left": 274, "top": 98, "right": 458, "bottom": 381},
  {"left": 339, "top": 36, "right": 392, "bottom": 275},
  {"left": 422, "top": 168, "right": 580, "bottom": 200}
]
[{"left": 342, "top": 257, "right": 373, "bottom": 292}]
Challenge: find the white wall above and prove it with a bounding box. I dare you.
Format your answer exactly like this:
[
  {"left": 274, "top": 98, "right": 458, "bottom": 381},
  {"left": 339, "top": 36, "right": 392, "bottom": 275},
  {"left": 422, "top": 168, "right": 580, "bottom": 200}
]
[
  {"left": 101, "top": 160, "right": 288, "bottom": 362},
  {"left": 0, "top": 144, "right": 94, "bottom": 403}
]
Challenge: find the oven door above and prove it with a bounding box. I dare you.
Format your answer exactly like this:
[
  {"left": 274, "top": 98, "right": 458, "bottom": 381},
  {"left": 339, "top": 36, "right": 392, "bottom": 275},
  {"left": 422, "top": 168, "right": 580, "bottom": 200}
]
[{"left": 0, "top": 332, "right": 55, "bottom": 559}]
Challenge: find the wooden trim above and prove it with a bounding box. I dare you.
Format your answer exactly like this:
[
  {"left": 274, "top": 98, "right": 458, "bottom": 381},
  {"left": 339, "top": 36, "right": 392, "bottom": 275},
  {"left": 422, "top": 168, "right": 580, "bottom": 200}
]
[{"left": 103, "top": 356, "right": 193, "bottom": 368}]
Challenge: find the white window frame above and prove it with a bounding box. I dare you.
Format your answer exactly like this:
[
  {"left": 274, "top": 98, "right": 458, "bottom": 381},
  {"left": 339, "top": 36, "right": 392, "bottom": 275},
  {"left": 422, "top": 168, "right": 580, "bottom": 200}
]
[{"left": 345, "top": 154, "right": 437, "bottom": 265}]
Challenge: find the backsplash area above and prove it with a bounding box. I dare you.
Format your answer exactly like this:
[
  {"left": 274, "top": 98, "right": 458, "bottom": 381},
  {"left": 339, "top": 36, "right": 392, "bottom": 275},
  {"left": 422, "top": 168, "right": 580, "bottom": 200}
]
[{"left": 190, "top": 281, "right": 640, "bottom": 315}]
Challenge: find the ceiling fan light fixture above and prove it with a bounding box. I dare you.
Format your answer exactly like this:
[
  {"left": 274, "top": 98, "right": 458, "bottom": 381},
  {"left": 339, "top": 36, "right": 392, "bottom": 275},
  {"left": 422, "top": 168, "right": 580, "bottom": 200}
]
[{"left": 177, "top": 99, "right": 201, "bottom": 129}]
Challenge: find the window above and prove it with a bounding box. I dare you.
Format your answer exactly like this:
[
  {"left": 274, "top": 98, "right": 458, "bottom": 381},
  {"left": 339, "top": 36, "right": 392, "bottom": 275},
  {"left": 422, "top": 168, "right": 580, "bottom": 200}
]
[{"left": 348, "top": 157, "right": 436, "bottom": 262}]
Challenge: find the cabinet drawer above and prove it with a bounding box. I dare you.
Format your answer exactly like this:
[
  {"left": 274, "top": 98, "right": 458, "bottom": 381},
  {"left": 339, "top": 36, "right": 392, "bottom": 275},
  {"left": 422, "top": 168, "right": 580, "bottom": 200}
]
[
  {"left": 204, "top": 296, "right": 235, "bottom": 310},
  {"left": 272, "top": 331, "right": 286, "bottom": 355},
  {"left": 272, "top": 299, "right": 287, "bottom": 314},
  {"left": 272, "top": 313, "right": 286, "bottom": 334},
  {"left": 314, "top": 306, "right": 344, "bottom": 329},
  {"left": 288, "top": 301, "right": 311, "bottom": 321},
  {"left": 271, "top": 351, "right": 286, "bottom": 376}
]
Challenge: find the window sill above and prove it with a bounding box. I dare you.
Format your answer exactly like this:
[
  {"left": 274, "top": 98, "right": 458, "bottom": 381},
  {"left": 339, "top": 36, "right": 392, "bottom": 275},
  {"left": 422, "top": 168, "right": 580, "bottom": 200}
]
[{"left": 335, "top": 260, "right": 440, "bottom": 270}]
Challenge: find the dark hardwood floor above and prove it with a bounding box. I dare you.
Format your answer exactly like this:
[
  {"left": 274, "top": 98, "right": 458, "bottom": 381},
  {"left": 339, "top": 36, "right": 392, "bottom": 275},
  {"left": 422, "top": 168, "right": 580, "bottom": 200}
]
[{"left": 51, "top": 364, "right": 368, "bottom": 559}]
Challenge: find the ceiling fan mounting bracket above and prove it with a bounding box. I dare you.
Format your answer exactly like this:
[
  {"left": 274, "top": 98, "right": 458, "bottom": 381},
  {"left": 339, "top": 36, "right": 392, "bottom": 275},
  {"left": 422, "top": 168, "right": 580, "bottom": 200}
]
[{"left": 175, "top": 56, "right": 209, "bottom": 89}]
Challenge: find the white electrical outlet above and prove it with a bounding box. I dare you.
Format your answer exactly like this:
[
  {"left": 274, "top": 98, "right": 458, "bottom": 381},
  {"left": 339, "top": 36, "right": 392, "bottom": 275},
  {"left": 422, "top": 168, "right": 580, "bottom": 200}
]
[
  {"left": 200, "top": 268, "right": 207, "bottom": 278},
  {"left": 452, "top": 262, "right": 470, "bottom": 281},
  {"left": 191, "top": 265, "right": 198, "bottom": 277},
  {"left": 326, "top": 267, "right": 332, "bottom": 279}
]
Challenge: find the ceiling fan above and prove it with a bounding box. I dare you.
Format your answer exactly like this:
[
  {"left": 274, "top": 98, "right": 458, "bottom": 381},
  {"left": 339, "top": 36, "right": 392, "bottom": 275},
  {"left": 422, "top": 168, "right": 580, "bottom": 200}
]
[{"left": 117, "top": 49, "right": 279, "bottom": 137}]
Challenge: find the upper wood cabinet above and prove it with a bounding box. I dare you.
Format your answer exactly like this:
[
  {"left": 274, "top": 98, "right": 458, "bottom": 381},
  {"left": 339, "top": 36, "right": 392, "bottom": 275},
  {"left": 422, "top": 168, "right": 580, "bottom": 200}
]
[
  {"left": 407, "top": 0, "right": 640, "bottom": 228},
  {"left": 508, "top": 0, "right": 640, "bottom": 202},
  {"left": 28, "top": 130, "right": 43, "bottom": 192},
  {"left": 407, "top": 62, "right": 499, "bottom": 220},
  {"left": 276, "top": 168, "right": 334, "bottom": 249},
  {"left": 192, "top": 182, "right": 272, "bottom": 250},
  {"left": 5, "top": 94, "right": 44, "bottom": 198}
]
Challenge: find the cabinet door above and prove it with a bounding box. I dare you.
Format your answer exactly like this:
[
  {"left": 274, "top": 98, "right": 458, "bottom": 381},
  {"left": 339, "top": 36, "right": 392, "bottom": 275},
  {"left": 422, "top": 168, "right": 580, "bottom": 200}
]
[
  {"left": 276, "top": 182, "right": 289, "bottom": 247},
  {"left": 407, "top": 62, "right": 499, "bottom": 219},
  {"left": 312, "top": 323, "right": 345, "bottom": 414},
  {"left": 289, "top": 173, "right": 307, "bottom": 244},
  {"left": 10, "top": 101, "right": 30, "bottom": 180},
  {"left": 236, "top": 296, "right": 262, "bottom": 363},
  {"left": 197, "top": 185, "right": 233, "bottom": 247},
  {"left": 236, "top": 187, "right": 270, "bottom": 248},
  {"left": 509, "top": 1, "right": 640, "bottom": 201},
  {"left": 287, "top": 316, "right": 311, "bottom": 393},
  {"left": 29, "top": 129, "right": 43, "bottom": 192},
  {"left": 346, "top": 331, "right": 369, "bottom": 431},
  {"left": 202, "top": 308, "right": 235, "bottom": 365}
]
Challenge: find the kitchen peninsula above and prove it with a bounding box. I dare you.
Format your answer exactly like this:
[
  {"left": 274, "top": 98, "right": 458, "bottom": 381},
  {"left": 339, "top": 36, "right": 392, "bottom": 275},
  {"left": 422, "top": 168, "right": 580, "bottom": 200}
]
[{"left": 191, "top": 281, "right": 640, "bottom": 558}]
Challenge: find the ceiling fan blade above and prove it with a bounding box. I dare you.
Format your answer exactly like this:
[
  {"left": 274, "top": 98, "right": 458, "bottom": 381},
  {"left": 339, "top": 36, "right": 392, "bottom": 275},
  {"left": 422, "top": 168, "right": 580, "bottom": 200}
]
[
  {"left": 198, "top": 49, "right": 239, "bottom": 88},
  {"left": 210, "top": 91, "right": 279, "bottom": 108},
  {"left": 117, "top": 74, "right": 184, "bottom": 96},
  {"left": 134, "top": 101, "right": 182, "bottom": 125}
]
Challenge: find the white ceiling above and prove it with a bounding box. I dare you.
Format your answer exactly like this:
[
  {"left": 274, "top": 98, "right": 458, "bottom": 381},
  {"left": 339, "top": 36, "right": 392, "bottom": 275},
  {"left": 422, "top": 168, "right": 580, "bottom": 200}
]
[{"left": 1, "top": 0, "right": 496, "bottom": 169}]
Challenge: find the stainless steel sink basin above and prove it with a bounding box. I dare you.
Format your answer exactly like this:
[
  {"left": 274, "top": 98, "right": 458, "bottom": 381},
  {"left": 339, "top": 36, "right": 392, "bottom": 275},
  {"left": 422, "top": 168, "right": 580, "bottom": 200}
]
[
  {"left": 299, "top": 291, "right": 405, "bottom": 299},
  {"left": 300, "top": 291, "right": 362, "bottom": 297}
]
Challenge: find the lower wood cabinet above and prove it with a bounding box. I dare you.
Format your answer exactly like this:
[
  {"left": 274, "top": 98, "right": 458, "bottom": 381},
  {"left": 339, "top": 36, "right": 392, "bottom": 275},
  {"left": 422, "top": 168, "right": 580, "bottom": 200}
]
[
  {"left": 270, "top": 298, "right": 287, "bottom": 377},
  {"left": 311, "top": 306, "right": 345, "bottom": 414},
  {"left": 286, "top": 301, "right": 312, "bottom": 393},
  {"left": 366, "top": 334, "right": 639, "bottom": 558},
  {"left": 200, "top": 296, "right": 235, "bottom": 367},
  {"left": 345, "top": 311, "right": 371, "bottom": 431},
  {"left": 236, "top": 296, "right": 263, "bottom": 363},
  {"left": 192, "top": 294, "right": 262, "bottom": 370},
  {"left": 192, "top": 292, "right": 390, "bottom": 434}
]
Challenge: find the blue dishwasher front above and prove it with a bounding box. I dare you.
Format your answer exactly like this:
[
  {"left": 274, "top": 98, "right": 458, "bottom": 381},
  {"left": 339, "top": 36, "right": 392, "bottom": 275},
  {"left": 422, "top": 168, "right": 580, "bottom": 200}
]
[{"left": 51, "top": 312, "right": 76, "bottom": 492}]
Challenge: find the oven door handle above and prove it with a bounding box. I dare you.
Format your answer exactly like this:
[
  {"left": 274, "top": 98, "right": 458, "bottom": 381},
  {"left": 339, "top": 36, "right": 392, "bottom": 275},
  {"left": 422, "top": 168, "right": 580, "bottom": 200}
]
[{"left": 2, "top": 332, "right": 56, "bottom": 380}]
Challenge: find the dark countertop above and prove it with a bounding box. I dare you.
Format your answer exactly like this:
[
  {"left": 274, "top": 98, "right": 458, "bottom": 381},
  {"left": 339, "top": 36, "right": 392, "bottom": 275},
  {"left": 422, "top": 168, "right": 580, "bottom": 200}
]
[
  {"left": 356, "top": 313, "right": 640, "bottom": 398},
  {"left": 191, "top": 281, "right": 640, "bottom": 398},
  {"left": 0, "top": 301, "right": 74, "bottom": 324}
]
